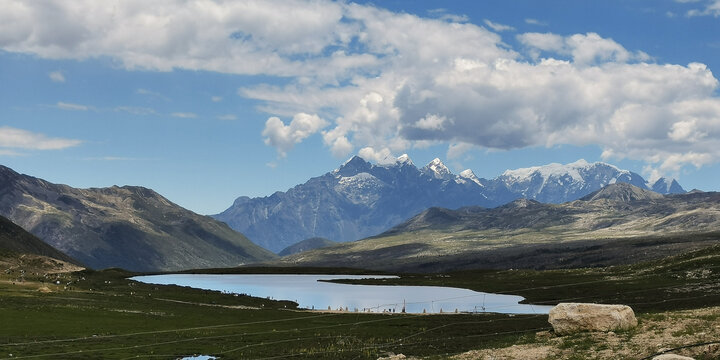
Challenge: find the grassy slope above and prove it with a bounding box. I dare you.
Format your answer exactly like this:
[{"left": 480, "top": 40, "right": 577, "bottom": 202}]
[
  {"left": 1, "top": 244, "right": 719, "bottom": 359},
  {"left": 277, "top": 190, "right": 720, "bottom": 272}
]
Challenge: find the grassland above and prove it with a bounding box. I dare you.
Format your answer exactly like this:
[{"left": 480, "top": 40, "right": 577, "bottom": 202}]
[{"left": 1, "top": 243, "right": 720, "bottom": 359}]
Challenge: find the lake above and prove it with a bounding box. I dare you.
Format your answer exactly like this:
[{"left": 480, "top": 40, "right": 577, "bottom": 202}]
[{"left": 131, "top": 274, "right": 552, "bottom": 314}]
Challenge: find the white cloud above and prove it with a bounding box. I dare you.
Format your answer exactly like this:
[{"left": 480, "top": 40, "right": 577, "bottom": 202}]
[
  {"left": 171, "top": 112, "right": 198, "bottom": 118},
  {"left": 211, "top": 96, "right": 223, "bottom": 102},
  {"left": 483, "top": 19, "right": 515, "bottom": 32},
  {"left": 3, "top": 1, "right": 720, "bottom": 174},
  {"left": 262, "top": 113, "right": 328, "bottom": 157},
  {"left": 446, "top": 142, "right": 474, "bottom": 160},
  {"left": 0, "top": 126, "right": 82, "bottom": 150},
  {"left": 686, "top": 0, "right": 720, "bottom": 16},
  {"left": 428, "top": 8, "right": 469, "bottom": 23},
  {"left": 414, "top": 114, "right": 451, "bottom": 130},
  {"left": 358, "top": 146, "right": 394, "bottom": 164},
  {"left": 56, "top": 101, "right": 88, "bottom": 111},
  {"left": 518, "top": 32, "right": 649, "bottom": 65},
  {"left": 48, "top": 70, "right": 65, "bottom": 82},
  {"left": 525, "top": 18, "right": 548, "bottom": 26}
]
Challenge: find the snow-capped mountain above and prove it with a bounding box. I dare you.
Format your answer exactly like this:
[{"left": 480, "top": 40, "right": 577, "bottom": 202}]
[
  {"left": 497, "top": 159, "right": 645, "bottom": 204},
  {"left": 213, "top": 156, "right": 685, "bottom": 252},
  {"left": 650, "top": 177, "right": 685, "bottom": 195},
  {"left": 213, "top": 155, "right": 490, "bottom": 252}
]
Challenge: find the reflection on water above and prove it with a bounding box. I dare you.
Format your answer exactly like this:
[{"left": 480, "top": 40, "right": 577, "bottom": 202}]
[{"left": 131, "top": 274, "right": 552, "bottom": 314}]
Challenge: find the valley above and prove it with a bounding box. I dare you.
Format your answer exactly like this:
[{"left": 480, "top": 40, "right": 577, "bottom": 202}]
[
  {"left": 0, "top": 161, "right": 718, "bottom": 359},
  {"left": 1, "top": 242, "right": 719, "bottom": 359}
]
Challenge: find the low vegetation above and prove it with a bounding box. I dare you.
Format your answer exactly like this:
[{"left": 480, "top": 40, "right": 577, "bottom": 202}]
[{"left": 1, "top": 243, "right": 719, "bottom": 359}]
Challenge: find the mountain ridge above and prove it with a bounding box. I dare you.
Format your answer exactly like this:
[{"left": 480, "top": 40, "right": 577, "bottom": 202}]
[
  {"left": 276, "top": 183, "right": 719, "bottom": 272},
  {"left": 215, "top": 155, "right": 685, "bottom": 252},
  {"left": 0, "top": 165, "right": 275, "bottom": 271}
]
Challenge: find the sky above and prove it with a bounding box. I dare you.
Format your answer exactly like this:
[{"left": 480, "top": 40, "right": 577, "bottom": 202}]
[{"left": 1, "top": 0, "right": 720, "bottom": 214}]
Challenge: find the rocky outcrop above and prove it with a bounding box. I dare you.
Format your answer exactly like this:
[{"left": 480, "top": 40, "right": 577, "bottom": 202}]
[{"left": 548, "top": 303, "right": 638, "bottom": 335}]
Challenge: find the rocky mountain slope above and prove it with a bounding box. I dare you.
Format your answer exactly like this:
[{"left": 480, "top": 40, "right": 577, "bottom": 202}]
[
  {"left": 214, "top": 155, "right": 491, "bottom": 252},
  {"left": 0, "top": 165, "right": 275, "bottom": 271},
  {"left": 277, "top": 183, "right": 718, "bottom": 272},
  {"left": 0, "top": 214, "right": 79, "bottom": 265},
  {"left": 215, "top": 156, "right": 685, "bottom": 252}
]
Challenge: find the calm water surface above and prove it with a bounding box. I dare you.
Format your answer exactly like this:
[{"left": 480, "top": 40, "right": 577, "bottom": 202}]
[{"left": 131, "top": 274, "right": 551, "bottom": 314}]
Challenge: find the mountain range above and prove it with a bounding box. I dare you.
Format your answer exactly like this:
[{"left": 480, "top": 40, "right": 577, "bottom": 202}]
[
  {"left": 214, "top": 156, "right": 685, "bottom": 252},
  {"left": 275, "top": 183, "right": 719, "bottom": 272},
  {"left": 0, "top": 165, "right": 275, "bottom": 271}
]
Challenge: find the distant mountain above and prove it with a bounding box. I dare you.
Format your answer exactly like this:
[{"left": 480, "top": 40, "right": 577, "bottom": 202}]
[
  {"left": 214, "top": 155, "right": 491, "bottom": 252},
  {"left": 0, "top": 165, "right": 275, "bottom": 271},
  {"left": 650, "top": 177, "right": 686, "bottom": 195},
  {"left": 276, "top": 184, "right": 719, "bottom": 272},
  {"left": 215, "top": 155, "right": 685, "bottom": 252},
  {"left": 278, "top": 237, "right": 336, "bottom": 256},
  {"left": 0, "top": 214, "right": 79, "bottom": 265}
]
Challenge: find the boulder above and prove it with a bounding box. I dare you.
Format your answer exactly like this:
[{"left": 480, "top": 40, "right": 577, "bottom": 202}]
[
  {"left": 548, "top": 303, "right": 637, "bottom": 335},
  {"left": 652, "top": 355, "right": 695, "bottom": 360}
]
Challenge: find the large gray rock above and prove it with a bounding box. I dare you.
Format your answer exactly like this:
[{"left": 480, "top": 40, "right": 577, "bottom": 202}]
[
  {"left": 652, "top": 355, "right": 695, "bottom": 360},
  {"left": 653, "top": 355, "right": 695, "bottom": 360},
  {"left": 548, "top": 303, "right": 637, "bottom": 335}
]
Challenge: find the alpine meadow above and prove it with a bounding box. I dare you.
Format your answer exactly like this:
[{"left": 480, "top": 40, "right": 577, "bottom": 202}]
[{"left": 2, "top": 1, "right": 720, "bottom": 359}]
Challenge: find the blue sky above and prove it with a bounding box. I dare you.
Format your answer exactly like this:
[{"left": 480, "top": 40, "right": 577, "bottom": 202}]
[{"left": 1, "top": 0, "right": 719, "bottom": 214}]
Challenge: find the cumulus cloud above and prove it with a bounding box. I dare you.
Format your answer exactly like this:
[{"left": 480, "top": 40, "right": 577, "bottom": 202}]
[
  {"left": 0, "top": 126, "right": 82, "bottom": 150},
  {"left": 3, "top": 0, "right": 720, "bottom": 176},
  {"left": 517, "top": 32, "right": 649, "bottom": 65},
  {"left": 262, "top": 113, "right": 328, "bottom": 157},
  {"left": 48, "top": 70, "right": 65, "bottom": 82}
]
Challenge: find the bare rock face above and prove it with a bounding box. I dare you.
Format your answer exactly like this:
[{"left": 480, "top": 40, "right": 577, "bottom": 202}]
[
  {"left": 652, "top": 355, "right": 695, "bottom": 360},
  {"left": 548, "top": 303, "right": 638, "bottom": 335}
]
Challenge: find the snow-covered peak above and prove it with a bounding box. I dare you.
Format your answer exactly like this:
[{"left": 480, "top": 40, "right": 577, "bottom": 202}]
[
  {"left": 501, "top": 159, "right": 625, "bottom": 183},
  {"left": 459, "top": 169, "right": 484, "bottom": 187},
  {"left": 376, "top": 153, "right": 416, "bottom": 167},
  {"left": 396, "top": 154, "right": 414, "bottom": 166},
  {"left": 334, "top": 155, "right": 372, "bottom": 175},
  {"left": 340, "top": 155, "right": 367, "bottom": 167},
  {"left": 423, "top": 158, "right": 452, "bottom": 179},
  {"left": 459, "top": 169, "right": 476, "bottom": 179},
  {"left": 650, "top": 177, "right": 685, "bottom": 194}
]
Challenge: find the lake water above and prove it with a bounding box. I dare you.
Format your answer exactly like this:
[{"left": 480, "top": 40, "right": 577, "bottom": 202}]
[{"left": 131, "top": 274, "right": 552, "bottom": 314}]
